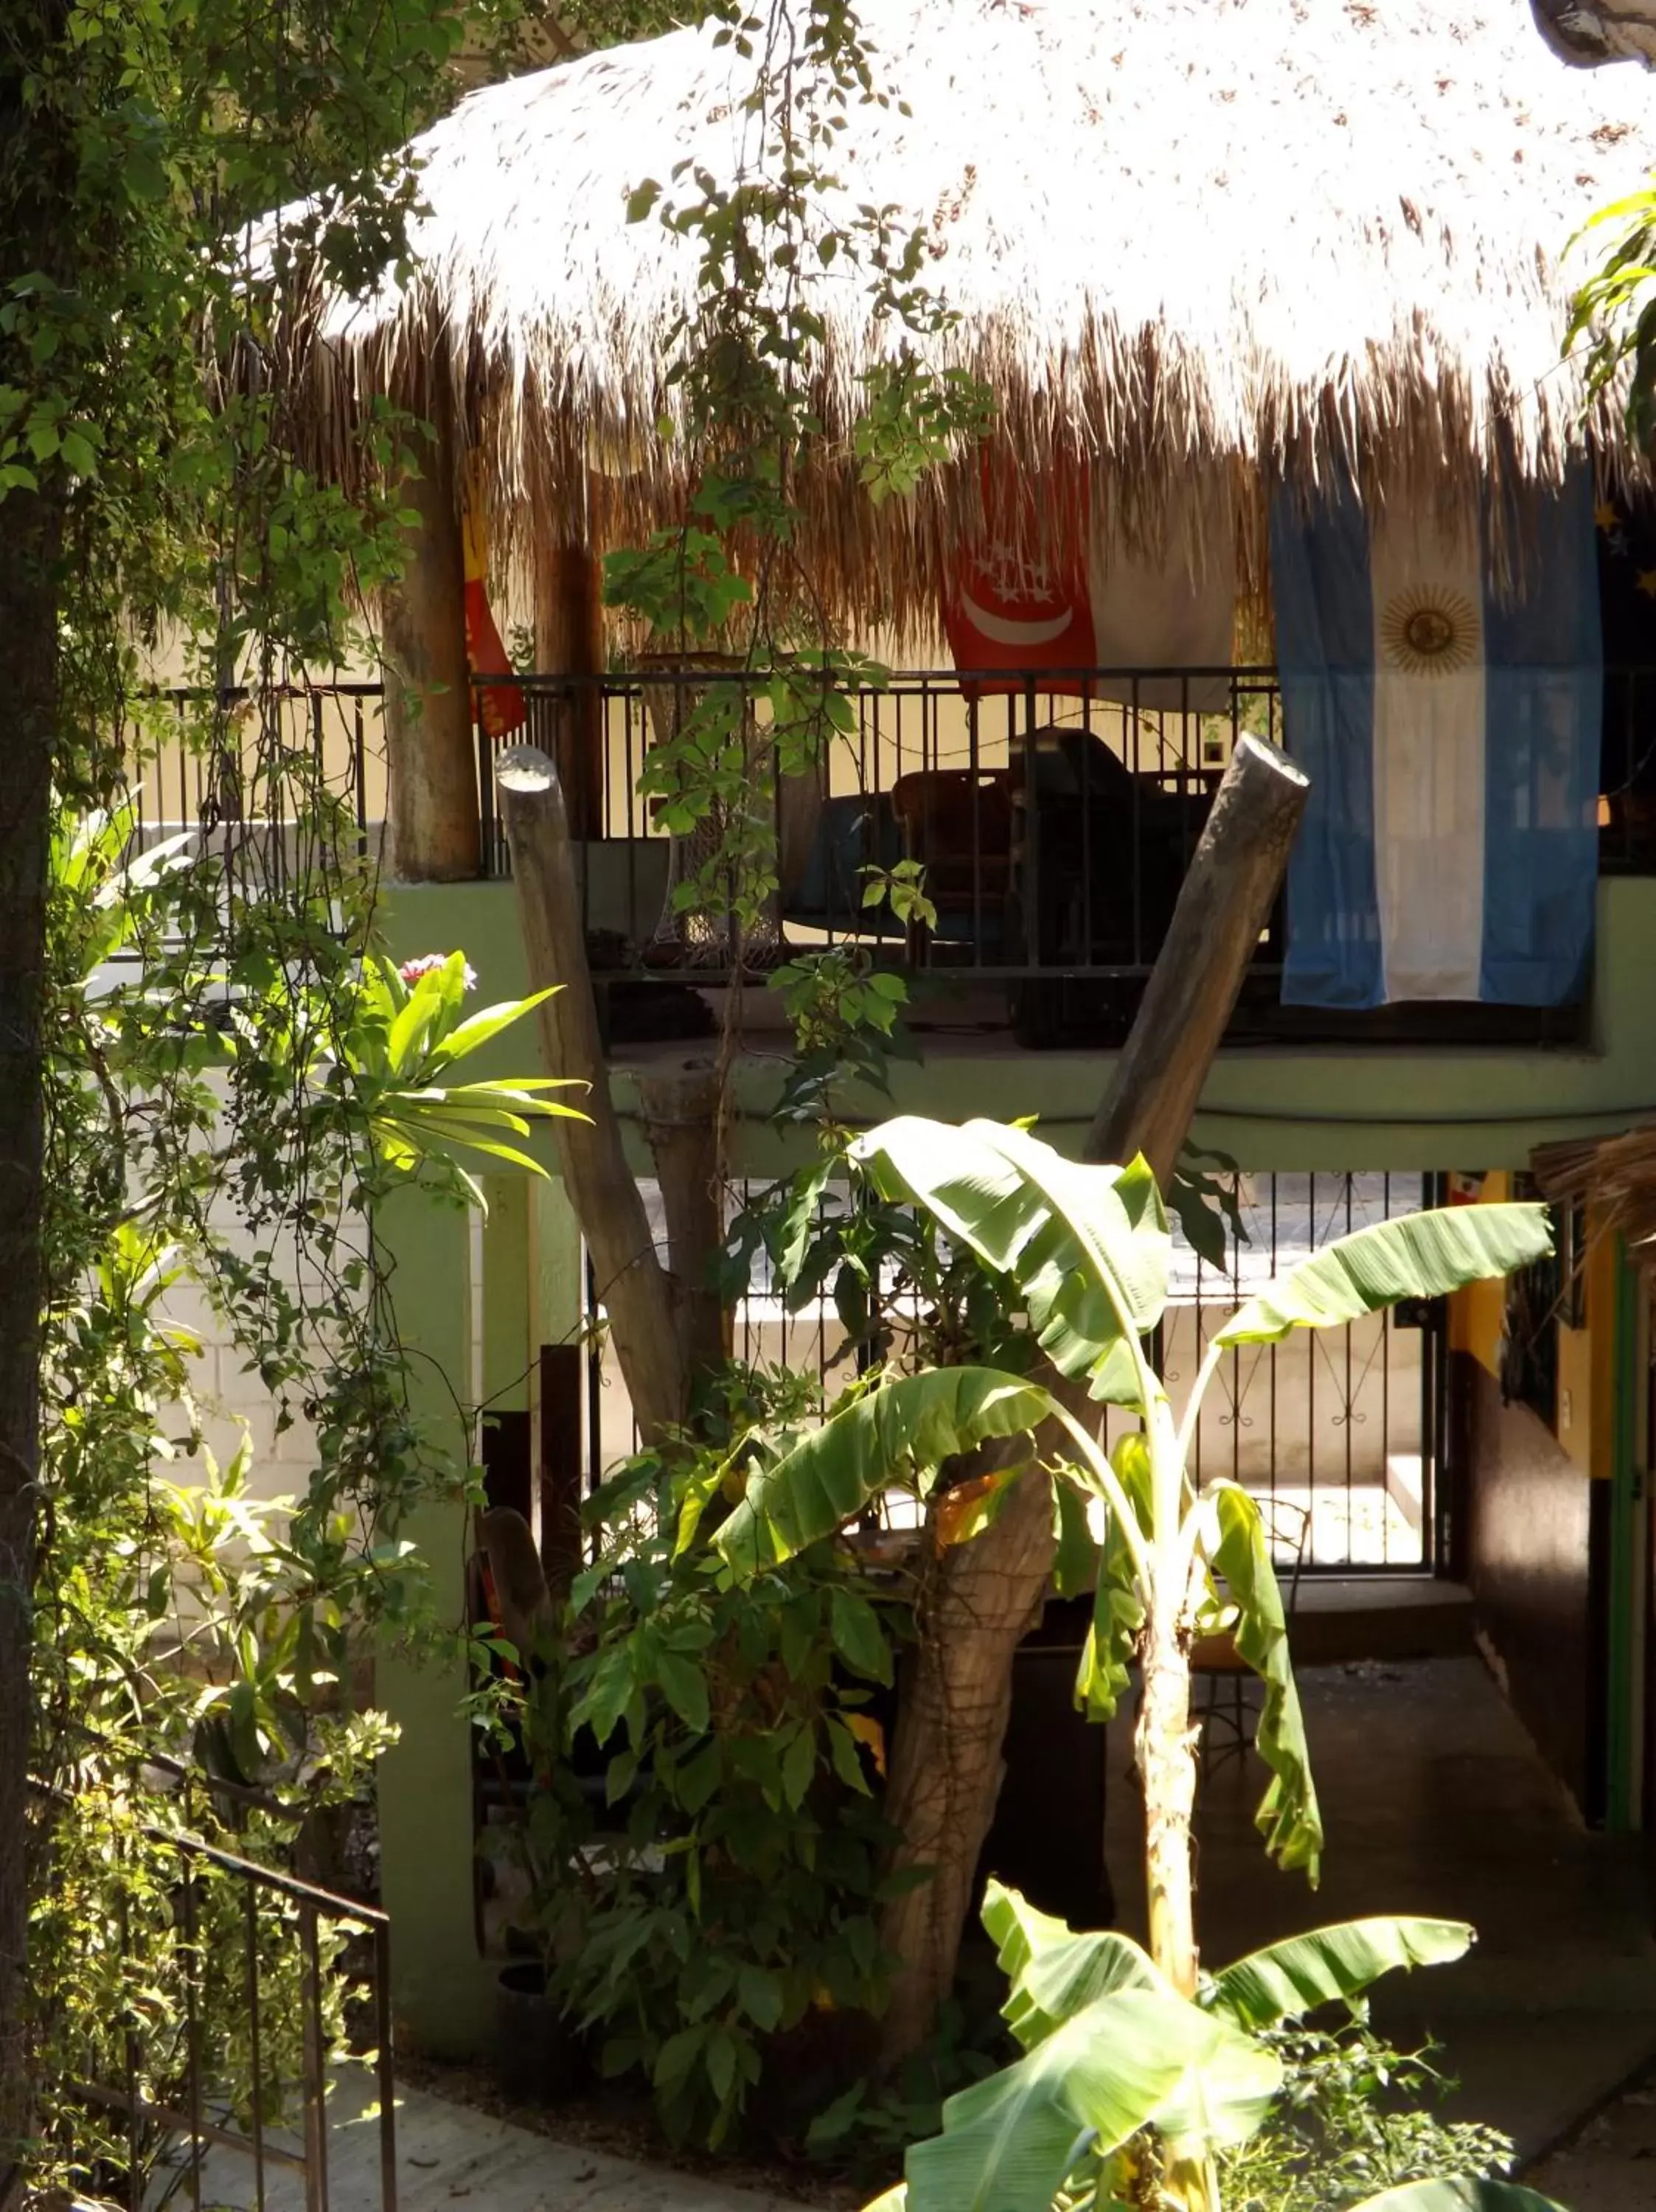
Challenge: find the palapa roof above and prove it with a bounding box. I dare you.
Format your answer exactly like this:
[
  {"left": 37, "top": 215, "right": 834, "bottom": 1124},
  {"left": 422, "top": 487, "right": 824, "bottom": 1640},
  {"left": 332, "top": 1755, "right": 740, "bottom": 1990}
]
[
  {"left": 275, "top": 0, "right": 1656, "bottom": 628},
  {"left": 1534, "top": 1125, "right": 1656, "bottom": 1266}
]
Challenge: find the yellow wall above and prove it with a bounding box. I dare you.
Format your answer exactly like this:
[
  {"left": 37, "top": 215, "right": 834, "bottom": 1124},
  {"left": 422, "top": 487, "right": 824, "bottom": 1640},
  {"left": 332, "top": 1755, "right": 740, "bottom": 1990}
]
[
  {"left": 1447, "top": 1174, "right": 1616, "bottom": 1478},
  {"left": 1448, "top": 1171, "right": 1510, "bottom": 1380}
]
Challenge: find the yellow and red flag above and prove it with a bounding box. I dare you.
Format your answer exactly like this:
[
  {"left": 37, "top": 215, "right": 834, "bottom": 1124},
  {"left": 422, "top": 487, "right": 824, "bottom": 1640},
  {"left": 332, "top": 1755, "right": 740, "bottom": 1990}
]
[{"left": 462, "top": 465, "right": 527, "bottom": 740}]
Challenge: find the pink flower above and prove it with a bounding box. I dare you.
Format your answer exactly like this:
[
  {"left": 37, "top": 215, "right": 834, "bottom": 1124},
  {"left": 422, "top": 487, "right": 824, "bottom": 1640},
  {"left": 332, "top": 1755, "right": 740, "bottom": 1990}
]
[{"left": 399, "top": 953, "right": 477, "bottom": 992}]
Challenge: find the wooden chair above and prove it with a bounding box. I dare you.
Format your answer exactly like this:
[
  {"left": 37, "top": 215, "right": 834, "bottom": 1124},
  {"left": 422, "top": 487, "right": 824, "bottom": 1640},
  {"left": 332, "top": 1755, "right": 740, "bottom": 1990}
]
[
  {"left": 1189, "top": 1497, "right": 1310, "bottom": 1775},
  {"left": 888, "top": 766, "right": 1014, "bottom": 960}
]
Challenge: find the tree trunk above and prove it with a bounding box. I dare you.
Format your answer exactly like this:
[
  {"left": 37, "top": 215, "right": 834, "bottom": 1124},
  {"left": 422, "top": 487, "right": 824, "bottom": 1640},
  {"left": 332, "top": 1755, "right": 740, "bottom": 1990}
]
[
  {"left": 532, "top": 537, "right": 605, "bottom": 841},
  {"left": 0, "top": 475, "right": 58, "bottom": 2201},
  {"left": 1138, "top": 1612, "right": 1215, "bottom": 2210},
  {"left": 498, "top": 751, "right": 689, "bottom": 1448},
  {"left": 1136, "top": 1617, "right": 1199, "bottom": 1998},
  {"left": 875, "top": 733, "right": 1309, "bottom": 2066},
  {"left": 1085, "top": 735, "right": 1308, "bottom": 1183},
  {"left": 0, "top": 23, "right": 66, "bottom": 2184},
  {"left": 875, "top": 1442, "right": 1057, "bottom": 2069},
  {"left": 636, "top": 1059, "right": 729, "bottom": 1399},
  {"left": 381, "top": 425, "right": 480, "bottom": 883}
]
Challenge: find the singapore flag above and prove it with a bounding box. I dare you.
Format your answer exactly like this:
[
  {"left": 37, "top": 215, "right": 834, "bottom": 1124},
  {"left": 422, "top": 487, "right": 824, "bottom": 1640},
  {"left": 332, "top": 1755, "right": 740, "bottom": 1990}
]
[{"left": 944, "top": 452, "right": 1236, "bottom": 710}]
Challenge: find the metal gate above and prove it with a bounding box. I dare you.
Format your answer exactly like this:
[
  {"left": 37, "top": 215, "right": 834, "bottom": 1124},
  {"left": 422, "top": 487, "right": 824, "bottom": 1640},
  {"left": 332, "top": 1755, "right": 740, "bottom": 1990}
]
[
  {"left": 582, "top": 1171, "right": 1445, "bottom": 1572},
  {"left": 1115, "top": 1171, "right": 1441, "bottom": 1572}
]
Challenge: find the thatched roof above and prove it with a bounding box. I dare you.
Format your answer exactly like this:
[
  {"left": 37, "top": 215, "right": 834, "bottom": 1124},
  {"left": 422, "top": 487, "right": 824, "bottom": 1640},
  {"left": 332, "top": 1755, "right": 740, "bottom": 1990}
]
[
  {"left": 275, "top": 0, "right": 1656, "bottom": 628},
  {"left": 1534, "top": 1124, "right": 1656, "bottom": 1264}
]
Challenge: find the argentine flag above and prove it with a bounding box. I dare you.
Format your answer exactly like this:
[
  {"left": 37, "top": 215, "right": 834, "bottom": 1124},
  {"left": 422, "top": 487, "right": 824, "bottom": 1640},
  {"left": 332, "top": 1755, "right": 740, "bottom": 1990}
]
[{"left": 1270, "top": 469, "right": 1601, "bottom": 1009}]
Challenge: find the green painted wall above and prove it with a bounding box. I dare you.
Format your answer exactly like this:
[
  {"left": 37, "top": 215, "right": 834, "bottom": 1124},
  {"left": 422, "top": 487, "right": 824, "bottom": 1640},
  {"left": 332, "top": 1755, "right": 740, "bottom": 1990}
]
[{"left": 373, "top": 1188, "right": 496, "bottom": 2056}]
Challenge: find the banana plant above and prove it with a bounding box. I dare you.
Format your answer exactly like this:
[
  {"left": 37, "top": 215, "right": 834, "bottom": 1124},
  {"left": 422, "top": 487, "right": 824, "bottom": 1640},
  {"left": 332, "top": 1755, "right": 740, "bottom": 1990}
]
[
  {"left": 860, "top": 1879, "right": 1561, "bottom": 2212},
  {"left": 713, "top": 1117, "right": 1552, "bottom": 2210}
]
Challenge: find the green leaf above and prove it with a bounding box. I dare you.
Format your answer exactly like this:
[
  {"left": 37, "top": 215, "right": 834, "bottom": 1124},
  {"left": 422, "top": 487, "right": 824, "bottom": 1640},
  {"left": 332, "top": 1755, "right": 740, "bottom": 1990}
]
[
  {"left": 1206, "top": 1916, "right": 1474, "bottom": 2029},
  {"left": 852, "top": 1119, "right": 1166, "bottom": 1405},
  {"left": 780, "top": 1719, "right": 816, "bottom": 1809},
  {"left": 829, "top": 1586, "right": 892, "bottom": 1684},
  {"left": 1072, "top": 1437, "right": 1151, "bottom": 1721},
  {"left": 715, "top": 1368, "right": 1053, "bottom": 1576},
  {"left": 774, "top": 1159, "right": 835, "bottom": 1287},
  {"left": 903, "top": 1988, "right": 1272, "bottom": 2212},
  {"left": 737, "top": 1964, "right": 784, "bottom": 2032},
  {"left": 1215, "top": 1204, "right": 1551, "bottom": 1347},
  {"left": 574, "top": 1642, "right": 634, "bottom": 1747},
  {"left": 1051, "top": 1482, "right": 1099, "bottom": 1599},
  {"left": 426, "top": 990, "right": 557, "bottom": 1067},
  {"left": 1351, "top": 2187, "right": 1568, "bottom": 2212},
  {"left": 1204, "top": 1481, "right": 1322, "bottom": 1879},
  {"left": 981, "top": 1880, "right": 1163, "bottom": 2051},
  {"left": 653, "top": 1647, "right": 710, "bottom": 1736}
]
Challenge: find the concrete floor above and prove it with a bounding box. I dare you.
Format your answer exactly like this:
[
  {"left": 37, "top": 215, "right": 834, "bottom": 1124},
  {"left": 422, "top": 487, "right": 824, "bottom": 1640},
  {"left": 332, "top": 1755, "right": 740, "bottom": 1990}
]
[
  {"left": 1102, "top": 1655, "right": 1656, "bottom": 2162},
  {"left": 195, "top": 2070, "right": 797, "bottom": 2212}
]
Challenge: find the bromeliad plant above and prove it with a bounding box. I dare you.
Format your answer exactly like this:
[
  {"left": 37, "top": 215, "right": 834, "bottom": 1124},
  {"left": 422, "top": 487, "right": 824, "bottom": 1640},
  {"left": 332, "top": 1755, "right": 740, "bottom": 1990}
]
[{"left": 711, "top": 1116, "right": 1556, "bottom": 2212}]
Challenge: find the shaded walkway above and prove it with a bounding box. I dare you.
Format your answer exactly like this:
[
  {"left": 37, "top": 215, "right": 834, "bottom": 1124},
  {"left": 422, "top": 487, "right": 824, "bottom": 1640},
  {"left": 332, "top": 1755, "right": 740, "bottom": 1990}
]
[{"left": 1102, "top": 1655, "right": 1656, "bottom": 2157}]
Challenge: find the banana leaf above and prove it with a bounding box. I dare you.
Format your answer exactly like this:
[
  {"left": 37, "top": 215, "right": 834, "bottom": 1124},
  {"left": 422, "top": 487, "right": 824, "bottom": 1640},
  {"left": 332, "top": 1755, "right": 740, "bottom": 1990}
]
[
  {"left": 982, "top": 1880, "right": 1163, "bottom": 2051},
  {"left": 715, "top": 1368, "right": 1053, "bottom": 1576},
  {"left": 1205, "top": 1480, "right": 1323, "bottom": 1880},
  {"left": 1206, "top": 1916, "right": 1475, "bottom": 2028},
  {"left": 1215, "top": 1205, "right": 1551, "bottom": 1348},
  {"left": 853, "top": 1118, "right": 1167, "bottom": 1403},
  {"left": 904, "top": 1986, "right": 1274, "bottom": 2212}
]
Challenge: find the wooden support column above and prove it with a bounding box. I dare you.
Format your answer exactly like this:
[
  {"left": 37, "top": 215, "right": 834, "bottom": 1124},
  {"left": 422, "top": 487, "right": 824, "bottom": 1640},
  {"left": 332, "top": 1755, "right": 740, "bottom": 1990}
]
[
  {"left": 1085, "top": 734, "right": 1309, "bottom": 1180},
  {"left": 532, "top": 538, "right": 605, "bottom": 840},
  {"left": 637, "top": 1057, "right": 729, "bottom": 1396},
  {"left": 381, "top": 431, "right": 481, "bottom": 882},
  {"left": 497, "top": 747, "right": 688, "bottom": 1447}
]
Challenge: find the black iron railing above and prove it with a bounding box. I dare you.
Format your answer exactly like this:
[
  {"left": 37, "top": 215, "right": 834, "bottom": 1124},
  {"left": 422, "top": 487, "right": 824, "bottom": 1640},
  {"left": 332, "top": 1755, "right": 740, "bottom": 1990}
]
[
  {"left": 124, "top": 666, "right": 1656, "bottom": 1004},
  {"left": 35, "top": 1765, "right": 395, "bottom": 2212},
  {"left": 475, "top": 666, "right": 1290, "bottom": 984}
]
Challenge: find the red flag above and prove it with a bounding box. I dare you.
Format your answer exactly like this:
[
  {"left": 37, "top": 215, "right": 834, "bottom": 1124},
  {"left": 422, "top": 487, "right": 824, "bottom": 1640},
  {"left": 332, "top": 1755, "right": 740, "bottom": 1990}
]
[{"left": 943, "top": 445, "right": 1095, "bottom": 697}]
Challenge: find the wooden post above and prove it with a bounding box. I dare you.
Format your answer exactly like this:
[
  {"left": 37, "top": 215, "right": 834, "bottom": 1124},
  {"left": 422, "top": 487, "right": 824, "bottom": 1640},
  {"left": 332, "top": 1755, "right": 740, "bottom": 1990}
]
[
  {"left": 496, "top": 746, "right": 688, "bottom": 1447},
  {"left": 532, "top": 539, "right": 605, "bottom": 841},
  {"left": 1085, "top": 734, "right": 1309, "bottom": 1180},
  {"left": 381, "top": 431, "right": 481, "bottom": 881},
  {"left": 636, "top": 1057, "right": 729, "bottom": 1394}
]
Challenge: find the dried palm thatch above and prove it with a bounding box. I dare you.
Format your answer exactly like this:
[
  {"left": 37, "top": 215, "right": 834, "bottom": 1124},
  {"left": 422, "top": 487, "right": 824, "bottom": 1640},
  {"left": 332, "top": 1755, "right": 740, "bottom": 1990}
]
[
  {"left": 265, "top": 0, "right": 1656, "bottom": 633},
  {"left": 1534, "top": 1124, "right": 1656, "bottom": 1263}
]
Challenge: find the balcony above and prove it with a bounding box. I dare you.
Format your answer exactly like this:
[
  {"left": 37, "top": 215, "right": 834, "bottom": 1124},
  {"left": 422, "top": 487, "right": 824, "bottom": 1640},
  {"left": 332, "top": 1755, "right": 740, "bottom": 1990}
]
[{"left": 128, "top": 667, "right": 1656, "bottom": 1051}]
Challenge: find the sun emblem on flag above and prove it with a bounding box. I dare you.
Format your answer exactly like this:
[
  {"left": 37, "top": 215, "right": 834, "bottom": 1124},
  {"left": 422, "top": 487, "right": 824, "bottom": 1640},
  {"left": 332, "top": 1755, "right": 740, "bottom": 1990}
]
[{"left": 1380, "top": 586, "right": 1478, "bottom": 677}]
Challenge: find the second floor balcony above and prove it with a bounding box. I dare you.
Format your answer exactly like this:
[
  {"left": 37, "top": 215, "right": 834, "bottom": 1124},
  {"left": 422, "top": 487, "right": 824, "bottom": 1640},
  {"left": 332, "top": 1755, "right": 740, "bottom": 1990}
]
[{"left": 128, "top": 664, "right": 1656, "bottom": 1052}]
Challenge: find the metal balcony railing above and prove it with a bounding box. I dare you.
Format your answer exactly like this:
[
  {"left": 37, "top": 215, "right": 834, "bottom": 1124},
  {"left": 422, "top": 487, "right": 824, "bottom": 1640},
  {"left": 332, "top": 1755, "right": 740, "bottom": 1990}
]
[{"left": 121, "top": 667, "right": 1656, "bottom": 1042}]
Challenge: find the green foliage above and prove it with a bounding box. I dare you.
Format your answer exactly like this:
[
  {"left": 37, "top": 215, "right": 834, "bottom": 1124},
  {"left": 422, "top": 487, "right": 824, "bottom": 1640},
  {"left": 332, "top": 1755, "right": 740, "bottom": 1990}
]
[
  {"left": 33, "top": 1787, "right": 363, "bottom": 2204},
  {"left": 33, "top": 786, "right": 551, "bottom": 2189},
  {"left": 499, "top": 1416, "right": 908, "bottom": 2149},
  {"left": 327, "top": 951, "right": 585, "bottom": 1203},
  {"left": 1217, "top": 2027, "right": 1521, "bottom": 2212},
  {"left": 887, "top": 1886, "right": 1515, "bottom": 2212},
  {"left": 1568, "top": 180, "right": 1656, "bottom": 439}
]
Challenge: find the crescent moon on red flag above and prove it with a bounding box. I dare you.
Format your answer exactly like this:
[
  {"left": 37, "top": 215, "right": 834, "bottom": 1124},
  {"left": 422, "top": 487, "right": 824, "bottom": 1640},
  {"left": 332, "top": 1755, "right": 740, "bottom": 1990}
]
[{"left": 956, "top": 589, "right": 1077, "bottom": 648}]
